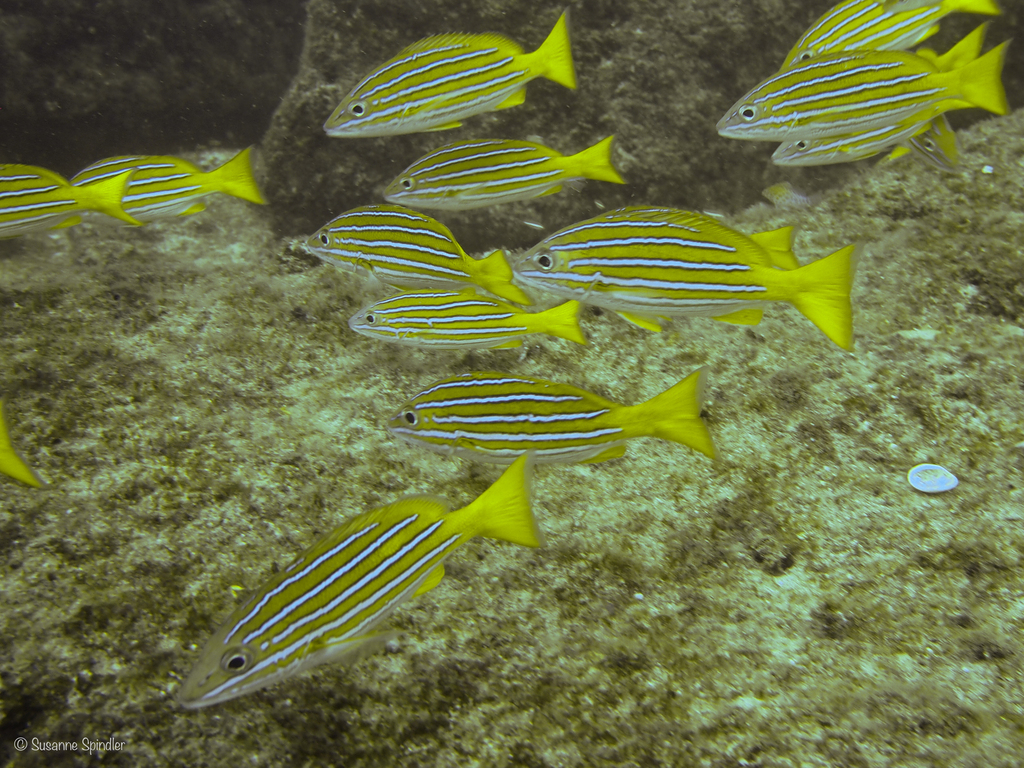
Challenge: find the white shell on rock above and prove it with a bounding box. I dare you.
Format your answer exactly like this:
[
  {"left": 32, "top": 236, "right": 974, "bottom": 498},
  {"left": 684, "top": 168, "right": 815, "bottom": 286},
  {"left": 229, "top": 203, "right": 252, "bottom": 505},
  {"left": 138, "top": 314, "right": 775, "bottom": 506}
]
[{"left": 908, "top": 464, "right": 959, "bottom": 493}]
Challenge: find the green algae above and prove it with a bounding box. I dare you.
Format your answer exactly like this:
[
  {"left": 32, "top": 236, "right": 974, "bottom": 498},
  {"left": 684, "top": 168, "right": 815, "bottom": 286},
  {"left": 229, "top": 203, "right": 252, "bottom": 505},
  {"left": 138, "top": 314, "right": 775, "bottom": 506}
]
[{"left": 2, "top": 112, "right": 1024, "bottom": 768}]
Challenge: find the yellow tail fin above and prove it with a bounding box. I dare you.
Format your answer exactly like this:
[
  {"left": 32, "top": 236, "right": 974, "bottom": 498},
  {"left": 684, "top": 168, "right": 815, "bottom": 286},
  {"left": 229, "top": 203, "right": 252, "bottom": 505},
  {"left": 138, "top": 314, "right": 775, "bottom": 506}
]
[
  {"left": 533, "top": 11, "right": 576, "bottom": 89},
  {"left": 628, "top": 368, "right": 716, "bottom": 459},
  {"left": 958, "top": 40, "right": 1009, "bottom": 115},
  {"left": 565, "top": 136, "right": 625, "bottom": 184},
  {"left": 931, "top": 23, "right": 986, "bottom": 72},
  {"left": 789, "top": 243, "right": 861, "bottom": 351},
  {"left": 945, "top": 0, "right": 1001, "bottom": 15},
  {"left": 73, "top": 170, "right": 143, "bottom": 226},
  {"left": 471, "top": 249, "right": 532, "bottom": 305},
  {"left": 531, "top": 300, "right": 586, "bottom": 344},
  {"left": 0, "top": 401, "right": 47, "bottom": 488},
  {"left": 204, "top": 147, "right": 267, "bottom": 205},
  {"left": 750, "top": 226, "right": 800, "bottom": 270},
  {"left": 458, "top": 454, "right": 544, "bottom": 547}
]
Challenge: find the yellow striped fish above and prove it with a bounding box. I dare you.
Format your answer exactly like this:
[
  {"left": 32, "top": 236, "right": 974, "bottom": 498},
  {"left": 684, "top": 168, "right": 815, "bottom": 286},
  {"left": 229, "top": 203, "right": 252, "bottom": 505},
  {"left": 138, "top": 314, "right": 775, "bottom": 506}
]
[
  {"left": 0, "top": 164, "right": 140, "bottom": 237},
  {"left": 782, "top": 0, "right": 1000, "bottom": 68},
  {"left": 773, "top": 114, "right": 958, "bottom": 167},
  {"left": 718, "top": 35, "right": 1008, "bottom": 141},
  {"left": 772, "top": 120, "right": 927, "bottom": 165},
  {"left": 70, "top": 147, "right": 265, "bottom": 222},
  {"left": 349, "top": 289, "right": 585, "bottom": 349},
  {"left": 382, "top": 136, "right": 624, "bottom": 211},
  {"left": 0, "top": 400, "right": 46, "bottom": 488},
  {"left": 773, "top": 25, "right": 985, "bottom": 166},
  {"left": 305, "top": 205, "right": 530, "bottom": 305},
  {"left": 388, "top": 369, "right": 715, "bottom": 464},
  {"left": 324, "top": 12, "right": 576, "bottom": 137},
  {"left": 887, "top": 114, "right": 959, "bottom": 170},
  {"left": 179, "top": 454, "right": 542, "bottom": 708},
  {"left": 511, "top": 207, "right": 860, "bottom": 349}
]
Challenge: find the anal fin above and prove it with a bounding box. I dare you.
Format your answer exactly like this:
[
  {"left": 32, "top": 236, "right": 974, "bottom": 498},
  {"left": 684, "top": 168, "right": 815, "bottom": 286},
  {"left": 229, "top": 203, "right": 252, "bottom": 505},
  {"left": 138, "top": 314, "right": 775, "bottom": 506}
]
[{"left": 713, "top": 308, "right": 763, "bottom": 325}]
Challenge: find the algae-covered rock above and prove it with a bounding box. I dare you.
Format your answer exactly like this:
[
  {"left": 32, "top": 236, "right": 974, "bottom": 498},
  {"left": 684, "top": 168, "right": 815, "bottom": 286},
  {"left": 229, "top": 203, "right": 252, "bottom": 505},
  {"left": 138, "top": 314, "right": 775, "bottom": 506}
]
[{"left": 2, "top": 106, "right": 1024, "bottom": 765}]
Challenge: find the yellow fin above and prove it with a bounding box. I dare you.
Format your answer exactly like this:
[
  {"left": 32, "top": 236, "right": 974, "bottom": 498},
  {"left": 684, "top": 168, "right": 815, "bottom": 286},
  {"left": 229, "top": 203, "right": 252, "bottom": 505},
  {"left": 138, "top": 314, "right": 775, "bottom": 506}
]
[
  {"left": 886, "top": 145, "right": 911, "bottom": 162},
  {"left": 495, "top": 88, "right": 526, "bottom": 110},
  {"left": 73, "top": 169, "right": 143, "bottom": 226},
  {"left": 537, "top": 184, "right": 563, "bottom": 197},
  {"left": 424, "top": 121, "right": 463, "bottom": 131},
  {"left": 413, "top": 564, "right": 445, "bottom": 596},
  {"left": 179, "top": 202, "right": 207, "bottom": 216},
  {"left": 451, "top": 454, "right": 544, "bottom": 548},
  {"left": 0, "top": 401, "right": 47, "bottom": 488},
  {"left": 203, "top": 147, "right": 266, "bottom": 205},
  {"left": 749, "top": 226, "right": 799, "bottom": 270},
  {"left": 530, "top": 300, "right": 586, "bottom": 344},
  {"left": 932, "top": 23, "right": 986, "bottom": 73},
  {"left": 789, "top": 243, "right": 861, "bottom": 351},
  {"left": 713, "top": 308, "right": 763, "bottom": 325},
  {"left": 494, "top": 339, "right": 523, "bottom": 348},
  {"left": 582, "top": 444, "right": 626, "bottom": 463},
  {"left": 616, "top": 311, "right": 663, "bottom": 332},
  {"left": 957, "top": 38, "right": 1009, "bottom": 116},
  {"left": 564, "top": 135, "right": 625, "bottom": 184},
  {"left": 470, "top": 249, "right": 532, "bottom": 305},
  {"left": 51, "top": 215, "right": 82, "bottom": 230},
  {"left": 624, "top": 368, "right": 716, "bottom": 459},
  {"left": 529, "top": 11, "right": 576, "bottom": 89}
]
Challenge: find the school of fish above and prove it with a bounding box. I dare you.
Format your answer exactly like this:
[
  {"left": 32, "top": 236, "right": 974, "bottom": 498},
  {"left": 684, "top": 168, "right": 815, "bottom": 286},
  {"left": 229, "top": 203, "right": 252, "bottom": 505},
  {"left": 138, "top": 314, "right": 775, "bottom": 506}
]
[{"left": 0, "top": 0, "right": 1008, "bottom": 709}]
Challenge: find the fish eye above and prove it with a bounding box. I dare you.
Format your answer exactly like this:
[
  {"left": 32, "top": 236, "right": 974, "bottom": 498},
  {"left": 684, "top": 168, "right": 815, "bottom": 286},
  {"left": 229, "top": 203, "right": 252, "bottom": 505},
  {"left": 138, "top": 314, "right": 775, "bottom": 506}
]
[
  {"left": 365, "top": 313, "right": 376, "bottom": 325},
  {"left": 400, "top": 178, "right": 414, "bottom": 191},
  {"left": 220, "top": 647, "right": 254, "bottom": 675},
  {"left": 403, "top": 410, "right": 417, "bottom": 425},
  {"left": 349, "top": 101, "right": 366, "bottom": 116},
  {"left": 536, "top": 251, "right": 554, "bottom": 271},
  {"left": 923, "top": 138, "right": 936, "bottom": 151},
  {"left": 319, "top": 233, "right": 329, "bottom": 246},
  {"left": 796, "top": 140, "right": 808, "bottom": 150},
  {"left": 799, "top": 50, "right": 815, "bottom": 61},
  {"left": 740, "top": 105, "right": 757, "bottom": 121}
]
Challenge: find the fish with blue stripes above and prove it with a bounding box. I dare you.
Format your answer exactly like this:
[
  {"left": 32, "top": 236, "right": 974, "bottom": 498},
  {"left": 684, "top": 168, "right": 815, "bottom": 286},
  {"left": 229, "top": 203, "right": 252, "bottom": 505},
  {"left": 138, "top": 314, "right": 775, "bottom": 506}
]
[
  {"left": 349, "top": 289, "right": 585, "bottom": 349},
  {"left": 0, "top": 400, "right": 46, "bottom": 488},
  {"left": 305, "top": 204, "right": 530, "bottom": 305},
  {"left": 772, "top": 114, "right": 958, "bottom": 167},
  {"left": 70, "top": 148, "right": 265, "bottom": 222},
  {"left": 388, "top": 368, "right": 715, "bottom": 464},
  {"left": 782, "top": 0, "right": 1000, "bottom": 68},
  {"left": 0, "top": 164, "right": 141, "bottom": 237},
  {"left": 383, "top": 136, "right": 624, "bottom": 211},
  {"left": 324, "top": 12, "right": 575, "bottom": 137},
  {"left": 718, "top": 32, "right": 1008, "bottom": 141},
  {"left": 179, "top": 454, "right": 542, "bottom": 708},
  {"left": 887, "top": 114, "right": 959, "bottom": 170},
  {"left": 771, "top": 25, "right": 985, "bottom": 166},
  {"left": 512, "top": 207, "right": 860, "bottom": 348}
]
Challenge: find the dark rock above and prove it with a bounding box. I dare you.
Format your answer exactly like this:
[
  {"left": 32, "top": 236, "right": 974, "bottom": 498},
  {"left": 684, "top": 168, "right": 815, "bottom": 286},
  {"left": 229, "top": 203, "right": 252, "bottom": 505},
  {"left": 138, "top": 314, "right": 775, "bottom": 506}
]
[{"left": 0, "top": 0, "right": 306, "bottom": 176}]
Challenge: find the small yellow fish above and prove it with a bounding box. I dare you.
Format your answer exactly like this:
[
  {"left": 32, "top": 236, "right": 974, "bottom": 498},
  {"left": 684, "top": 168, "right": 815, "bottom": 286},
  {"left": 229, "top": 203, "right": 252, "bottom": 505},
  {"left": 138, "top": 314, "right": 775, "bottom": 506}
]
[
  {"left": 349, "top": 289, "right": 586, "bottom": 349},
  {"left": 179, "top": 454, "right": 541, "bottom": 708},
  {"left": 71, "top": 148, "right": 265, "bottom": 222},
  {"left": 0, "top": 400, "right": 46, "bottom": 488},
  {"left": 0, "top": 164, "right": 140, "bottom": 237},
  {"left": 324, "top": 12, "right": 576, "bottom": 137}
]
